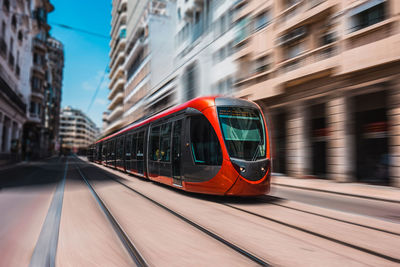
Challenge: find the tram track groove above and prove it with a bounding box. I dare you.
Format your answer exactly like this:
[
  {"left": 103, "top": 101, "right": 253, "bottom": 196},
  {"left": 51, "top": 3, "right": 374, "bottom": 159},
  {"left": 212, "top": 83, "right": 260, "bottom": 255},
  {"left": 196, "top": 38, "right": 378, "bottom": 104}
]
[
  {"left": 77, "top": 159, "right": 271, "bottom": 266},
  {"left": 222, "top": 203, "right": 400, "bottom": 264},
  {"left": 75, "top": 163, "right": 148, "bottom": 267}
]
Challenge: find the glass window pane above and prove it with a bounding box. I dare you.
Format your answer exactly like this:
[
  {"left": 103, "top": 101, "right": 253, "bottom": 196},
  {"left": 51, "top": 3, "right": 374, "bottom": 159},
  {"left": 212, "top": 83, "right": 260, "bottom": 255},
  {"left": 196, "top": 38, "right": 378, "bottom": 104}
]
[
  {"left": 218, "top": 107, "right": 266, "bottom": 161},
  {"left": 190, "top": 115, "right": 222, "bottom": 165},
  {"left": 131, "top": 133, "right": 137, "bottom": 160},
  {"left": 137, "top": 132, "right": 144, "bottom": 159},
  {"left": 150, "top": 127, "right": 160, "bottom": 161},
  {"left": 160, "top": 123, "right": 172, "bottom": 162}
]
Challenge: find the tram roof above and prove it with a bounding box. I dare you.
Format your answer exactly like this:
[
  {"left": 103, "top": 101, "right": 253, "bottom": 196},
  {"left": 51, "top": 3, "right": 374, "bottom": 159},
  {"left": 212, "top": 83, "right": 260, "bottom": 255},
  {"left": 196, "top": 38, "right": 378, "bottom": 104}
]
[{"left": 96, "top": 96, "right": 217, "bottom": 144}]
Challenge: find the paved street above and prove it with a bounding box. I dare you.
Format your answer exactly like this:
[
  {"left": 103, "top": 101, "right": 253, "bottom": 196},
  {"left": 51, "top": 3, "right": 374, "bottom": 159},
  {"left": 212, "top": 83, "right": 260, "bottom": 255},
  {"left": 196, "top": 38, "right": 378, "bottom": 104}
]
[{"left": 0, "top": 156, "right": 399, "bottom": 266}]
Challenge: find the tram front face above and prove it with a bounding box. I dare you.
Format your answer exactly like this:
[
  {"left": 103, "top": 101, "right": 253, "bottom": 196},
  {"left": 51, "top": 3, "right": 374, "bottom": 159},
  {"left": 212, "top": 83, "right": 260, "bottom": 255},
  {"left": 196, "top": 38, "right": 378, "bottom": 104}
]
[{"left": 217, "top": 103, "right": 270, "bottom": 182}]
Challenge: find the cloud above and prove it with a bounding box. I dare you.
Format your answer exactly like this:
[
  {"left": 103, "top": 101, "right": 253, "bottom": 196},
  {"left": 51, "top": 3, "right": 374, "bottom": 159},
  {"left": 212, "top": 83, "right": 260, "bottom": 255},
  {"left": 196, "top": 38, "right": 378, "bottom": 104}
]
[
  {"left": 95, "top": 98, "right": 108, "bottom": 106},
  {"left": 82, "top": 70, "right": 109, "bottom": 91}
]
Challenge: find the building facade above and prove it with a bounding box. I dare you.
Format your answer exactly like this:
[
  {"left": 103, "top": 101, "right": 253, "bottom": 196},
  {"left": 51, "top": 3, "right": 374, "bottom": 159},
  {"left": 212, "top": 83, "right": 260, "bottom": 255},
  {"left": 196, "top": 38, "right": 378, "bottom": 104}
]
[
  {"left": 23, "top": 0, "right": 63, "bottom": 160},
  {"left": 104, "top": 0, "right": 178, "bottom": 136},
  {"left": 59, "top": 107, "right": 99, "bottom": 153},
  {"left": 0, "top": 0, "right": 29, "bottom": 164},
  {"left": 105, "top": 0, "right": 128, "bottom": 135},
  {"left": 0, "top": 0, "right": 63, "bottom": 163},
  {"left": 232, "top": 0, "right": 400, "bottom": 187},
  {"left": 44, "top": 37, "right": 64, "bottom": 155},
  {"left": 174, "top": 0, "right": 237, "bottom": 102}
]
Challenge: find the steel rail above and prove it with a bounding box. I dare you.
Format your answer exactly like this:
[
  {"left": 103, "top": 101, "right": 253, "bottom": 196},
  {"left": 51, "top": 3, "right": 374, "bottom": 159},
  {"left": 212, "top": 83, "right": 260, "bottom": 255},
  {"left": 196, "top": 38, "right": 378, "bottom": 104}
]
[
  {"left": 75, "top": 163, "right": 148, "bottom": 267},
  {"left": 222, "top": 203, "right": 400, "bottom": 264},
  {"left": 78, "top": 159, "right": 271, "bottom": 266}
]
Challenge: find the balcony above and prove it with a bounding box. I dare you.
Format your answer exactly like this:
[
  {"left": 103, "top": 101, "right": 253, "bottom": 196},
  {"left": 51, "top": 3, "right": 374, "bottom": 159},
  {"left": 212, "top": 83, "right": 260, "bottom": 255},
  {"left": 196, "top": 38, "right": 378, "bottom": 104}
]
[
  {"left": 109, "top": 36, "right": 126, "bottom": 59},
  {"left": 239, "top": 43, "right": 340, "bottom": 101},
  {"left": 32, "top": 38, "right": 46, "bottom": 51},
  {"left": 31, "top": 87, "right": 44, "bottom": 99},
  {"left": 108, "top": 92, "right": 124, "bottom": 111},
  {"left": 109, "top": 50, "right": 125, "bottom": 71},
  {"left": 110, "top": 11, "right": 127, "bottom": 39},
  {"left": 109, "top": 65, "right": 125, "bottom": 90},
  {"left": 108, "top": 77, "right": 125, "bottom": 100},
  {"left": 109, "top": 63, "right": 125, "bottom": 82},
  {"left": 107, "top": 105, "right": 123, "bottom": 124},
  {"left": 340, "top": 32, "right": 400, "bottom": 75},
  {"left": 276, "top": 0, "right": 334, "bottom": 34},
  {"left": 233, "top": 41, "right": 252, "bottom": 60},
  {"left": 277, "top": 42, "right": 339, "bottom": 83}
]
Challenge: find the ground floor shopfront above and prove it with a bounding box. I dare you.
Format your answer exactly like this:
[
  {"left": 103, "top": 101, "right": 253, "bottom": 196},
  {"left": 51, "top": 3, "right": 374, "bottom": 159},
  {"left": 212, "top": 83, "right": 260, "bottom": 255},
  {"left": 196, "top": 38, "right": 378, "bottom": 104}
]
[
  {"left": 0, "top": 78, "right": 26, "bottom": 165},
  {"left": 258, "top": 64, "right": 400, "bottom": 187}
]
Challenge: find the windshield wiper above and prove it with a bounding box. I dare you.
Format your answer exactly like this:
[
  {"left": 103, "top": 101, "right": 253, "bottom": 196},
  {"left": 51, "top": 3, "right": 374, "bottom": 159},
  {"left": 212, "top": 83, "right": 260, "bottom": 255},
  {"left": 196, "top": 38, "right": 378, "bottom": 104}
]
[{"left": 251, "top": 139, "right": 263, "bottom": 162}]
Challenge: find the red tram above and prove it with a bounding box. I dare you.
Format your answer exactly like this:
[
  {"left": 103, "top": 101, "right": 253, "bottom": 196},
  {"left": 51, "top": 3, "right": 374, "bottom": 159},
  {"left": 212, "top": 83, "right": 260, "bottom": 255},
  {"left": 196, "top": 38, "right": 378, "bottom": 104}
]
[{"left": 88, "top": 96, "right": 271, "bottom": 196}]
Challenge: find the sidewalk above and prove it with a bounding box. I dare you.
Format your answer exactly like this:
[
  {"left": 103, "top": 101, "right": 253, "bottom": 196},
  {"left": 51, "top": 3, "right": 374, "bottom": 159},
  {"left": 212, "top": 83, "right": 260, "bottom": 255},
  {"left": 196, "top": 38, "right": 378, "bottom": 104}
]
[{"left": 271, "top": 175, "right": 400, "bottom": 203}]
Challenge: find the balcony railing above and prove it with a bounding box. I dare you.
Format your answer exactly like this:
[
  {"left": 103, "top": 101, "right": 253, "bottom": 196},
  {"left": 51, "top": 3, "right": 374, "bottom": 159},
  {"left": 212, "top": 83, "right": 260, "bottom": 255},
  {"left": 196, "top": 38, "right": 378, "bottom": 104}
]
[
  {"left": 279, "top": 43, "right": 338, "bottom": 74},
  {"left": 33, "top": 37, "right": 46, "bottom": 50}
]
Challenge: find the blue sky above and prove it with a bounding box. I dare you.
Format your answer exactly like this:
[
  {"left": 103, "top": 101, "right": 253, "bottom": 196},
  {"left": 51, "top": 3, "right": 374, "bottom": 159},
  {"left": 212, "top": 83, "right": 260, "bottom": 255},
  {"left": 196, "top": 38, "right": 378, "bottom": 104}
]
[{"left": 48, "top": 0, "right": 111, "bottom": 127}]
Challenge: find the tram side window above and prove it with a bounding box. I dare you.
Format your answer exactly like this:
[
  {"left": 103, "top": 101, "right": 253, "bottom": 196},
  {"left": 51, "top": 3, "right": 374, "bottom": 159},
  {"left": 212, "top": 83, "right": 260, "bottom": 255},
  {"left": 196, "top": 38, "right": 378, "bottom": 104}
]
[
  {"left": 111, "top": 140, "right": 116, "bottom": 158},
  {"left": 137, "top": 131, "right": 144, "bottom": 159},
  {"left": 160, "top": 123, "right": 171, "bottom": 162},
  {"left": 131, "top": 133, "right": 137, "bottom": 160},
  {"left": 190, "top": 115, "right": 222, "bottom": 165},
  {"left": 150, "top": 126, "right": 161, "bottom": 161},
  {"left": 125, "top": 135, "right": 131, "bottom": 159},
  {"left": 117, "top": 137, "right": 123, "bottom": 160}
]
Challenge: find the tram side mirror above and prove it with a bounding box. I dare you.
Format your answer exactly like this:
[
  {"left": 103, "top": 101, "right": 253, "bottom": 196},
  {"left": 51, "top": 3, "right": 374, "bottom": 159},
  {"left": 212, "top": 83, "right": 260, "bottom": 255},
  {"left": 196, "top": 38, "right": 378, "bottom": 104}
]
[{"left": 184, "top": 107, "right": 202, "bottom": 116}]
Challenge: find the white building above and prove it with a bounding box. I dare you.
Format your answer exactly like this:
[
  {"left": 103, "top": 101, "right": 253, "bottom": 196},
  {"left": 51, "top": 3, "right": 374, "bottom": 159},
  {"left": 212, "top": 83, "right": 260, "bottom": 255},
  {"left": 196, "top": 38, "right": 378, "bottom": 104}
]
[
  {"left": 174, "top": 0, "right": 237, "bottom": 102},
  {"left": 59, "top": 107, "right": 99, "bottom": 152}
]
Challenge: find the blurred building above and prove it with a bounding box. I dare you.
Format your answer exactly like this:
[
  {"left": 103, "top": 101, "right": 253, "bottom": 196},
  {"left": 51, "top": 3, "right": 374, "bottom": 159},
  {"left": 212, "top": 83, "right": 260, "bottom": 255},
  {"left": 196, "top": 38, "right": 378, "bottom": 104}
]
[
  {"left": 232, "top": 0, "right": 400, "bottom": 187},
  {"left": 123, "top": 0, "right": 177, "bottom": 123},
  {"left": 0, "top": 0, "right": 64, "bottom": 163},
  {"left": 104, "top": 0, "right": 178, "bottom": 136},
  {"left": 59, "top": 107, "right": 99, "bottom": 153},
  {"left": 23, "top": 0, "right": 65, "bottom": 160},
  {"left": 44, "top": 37, "right": 64, "bottom": 155},
  {"left": 175, "top": 0, "right": 237, "bottom": 101},
  {"left": 105, "top": 0, "right": 128, "bottom": 135},
  {"left": 0, "top": 0, "right": 29, "bottom": 164}
]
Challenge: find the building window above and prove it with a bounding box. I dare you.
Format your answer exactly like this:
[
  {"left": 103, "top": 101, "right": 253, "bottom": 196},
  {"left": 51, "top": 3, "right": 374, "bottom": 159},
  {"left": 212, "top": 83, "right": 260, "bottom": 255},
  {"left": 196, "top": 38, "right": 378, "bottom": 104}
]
[
  {"left": 3, "top": 0, "right": 10, "bottom": 13},
  {"left": 11, "top": 15, "right": 17, "bottom": 31},
  {"left": 254, "top": 11, "right": 270, "bottom": 31},
  {"left": 18, "top": 30, "right": 23, "bottom": 43},
  {"left": 286, "top": 42, "right": 304, "bottom": 59},
  {"left": 254, "top": 56, "right": 270, "bottom": 73},
  {"left": 349, "top": 1, "right": 385, "bottom": 32}
]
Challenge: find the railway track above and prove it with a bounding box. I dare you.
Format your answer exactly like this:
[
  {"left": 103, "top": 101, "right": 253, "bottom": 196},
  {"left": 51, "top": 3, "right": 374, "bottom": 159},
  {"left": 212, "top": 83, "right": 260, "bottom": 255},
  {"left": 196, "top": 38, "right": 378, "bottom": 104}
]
[
  {"left": 79, "top": 157, "right": 400, "bottom": 266},
  {"left": 75, "top": 164, "right": 148, "bottom": 267},
  {"left": 74, "top": 158, "right": 270, "bottom": 266},
  {"left": 221, "top": 203, "right": 400, "bottom": 264},
  {"left": 256, "top": 196, "right": 400, "bottom": 236}
]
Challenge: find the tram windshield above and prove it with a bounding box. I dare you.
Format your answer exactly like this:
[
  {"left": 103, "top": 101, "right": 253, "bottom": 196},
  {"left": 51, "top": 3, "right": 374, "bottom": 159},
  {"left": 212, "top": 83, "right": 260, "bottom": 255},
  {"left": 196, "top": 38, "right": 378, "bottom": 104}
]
[{"left": 218, "top": 107, "right": 266, "bottom": 161}]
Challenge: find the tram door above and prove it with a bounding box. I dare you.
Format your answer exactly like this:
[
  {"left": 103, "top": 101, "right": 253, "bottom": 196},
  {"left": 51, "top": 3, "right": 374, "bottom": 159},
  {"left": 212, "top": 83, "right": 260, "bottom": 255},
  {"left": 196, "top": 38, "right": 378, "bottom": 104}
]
[{"left": 172, "top": 120, "right": 183, "bottom": 186}]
